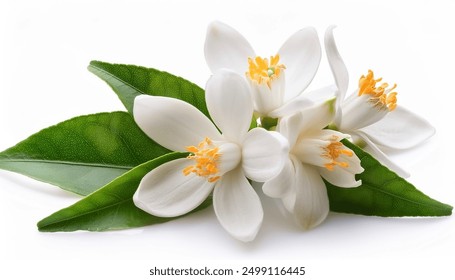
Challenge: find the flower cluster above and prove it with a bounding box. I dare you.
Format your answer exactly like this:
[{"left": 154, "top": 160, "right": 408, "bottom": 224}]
[{"left": 132, "top": 22, "right": 435, "bottom": 241}]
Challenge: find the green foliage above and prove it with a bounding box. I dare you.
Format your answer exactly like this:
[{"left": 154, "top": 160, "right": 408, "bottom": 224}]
[
  {"left": 38, "top": 152, "right": 212, "bottom": 232},
  {"left": 327, "top": 140, "right": 452, "bottom": 217},
  {"left": 0, "top": 112, "right": 169, "bottom": 195},
  {"left": 88, "top": 61, "right": 209, "bottom": 117}
]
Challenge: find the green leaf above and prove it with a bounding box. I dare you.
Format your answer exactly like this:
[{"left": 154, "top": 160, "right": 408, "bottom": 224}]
[
  {"left": 327, "top": 140, "right": 453, "bottom": 216},
  {"left": 37, "top": 152, "right": 211, "bottom": 232},
  {"left": 88, "top": 60, "right": 209, "bottom": 117},
  {"left": 0, "top": 112, "right": 169, "bottom": 196}
]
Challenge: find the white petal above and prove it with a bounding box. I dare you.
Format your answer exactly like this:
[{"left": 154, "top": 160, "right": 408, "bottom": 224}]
[
  {"left": 133, "top": 158, "right": 214, "bottom": 217},
  {"left": 282, "top": 191, "right": 296, "bottom": 213},
  {"left": 324, "top": 26, "right": 349, "bottom": 102},
  {"left": 262, "top": 157, "right": 295, "bottom": 198},
  {"left": 269, "top": 97, "right": 314, "bottom": 119},
  {"left": 213, "top": 168, "right": 263, "bottom": 242},
  {"left": 338, "top": 145, "right": 364, "bottom": 174},
  {"left": 205, "top": 69, "right": 253, "bottom": 142},
  {"left": 359, "top": 106, "right": 436, "bottom": 150},
  {"left": 293, "top": 162, "right": 330, "bottom": 229},
  {"left": 204, "top": 21, "right": 255, "bottom": 75},
  {"left": 217, "top": 142, "right": 242, "bottom": 175},
  {"left": 340, "top": 93, "right": 388, "bottom": 130},
  {"left": 250, "top": 72, "right": 286, "bottom": 116},
  {"left": 133, "top": 95, "right": 221, "bottom": 151},
  {"left": 301, "top": 85, "right": 338, "bottom": 103},
  {"left": 277, "top": 156, "right": 303, "bottom": 212},
  {"left": 293, "top": 137, "right": 331, "bottom": 167},
  {"left": 268, "top": 85, "right": 324, "bottom": 118},
  {"left": 315, "top": 129, "right": 351, "bottom": 142},
  {"left": 318, "top": 131, "right": 364, "bottom": 177},
  {"left": 277, "top": 99, "right": 336, "bottom": 149},
  {"left": 276, "top": 114, "right": 301, "bottom": 149},
  {"left": 319, "top": 166, "right": 362, "bottom": 188},
  {"left": 281, "top": 190, "right": 296, "bottom": 213},
  {"left": 354, "top": 131, "right": 410, "bottom": 178},
  {"left": 279, "top": 27, "right": 321, "bottom": 100},
  {"left": 291, "top": 129, "right": 349, "bottom": 167},
  {"left": 293, "top": 130, "right": 362, "bottom": 182},
  {"left": 300, "top": 99, "right": 337, "bottom": 132},
  {"left": 242, "top": 128, "right": 289, "bottom": 182}
]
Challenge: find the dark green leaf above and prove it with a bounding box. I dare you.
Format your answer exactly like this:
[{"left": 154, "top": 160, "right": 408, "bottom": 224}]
[
  {"left": 327, "top": 140, "right": 452, "bottom": 216},
  {"left": 0, "top": 112, "right": 169, "bottom": 195},
  {"left": 88, "top": 60, "right": 209, "bottom": 117},
  {"left": 37, "top": 152, "right": 212, "bottom": 232}
]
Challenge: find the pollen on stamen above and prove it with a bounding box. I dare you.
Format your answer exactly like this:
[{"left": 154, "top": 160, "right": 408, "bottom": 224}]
[
  {"left": 322, "top": 137, "right": 353, "bottom": 171},
  {"left": 183, "top": 137, "right": 221, "bottom": 183},
  {"left": 246, "top": 54, "right": 286, "bottom": 88},
  {"left": 358, "top": 70, "right": 398, "bottom": 111}
]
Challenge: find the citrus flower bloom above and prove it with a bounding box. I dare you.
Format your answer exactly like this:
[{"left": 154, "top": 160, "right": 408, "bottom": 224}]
[
  {"left": 132, "top": 69, "right": 288, "bottom": 242},
  {"left": 324, "top": 27, "right": 435, "bottom": 177},
  {"left": 263, "top": 100, "right": 364, "bottom": 229},
  {"left": 204, "top": 21, "right": 326, "bottom": 118}
]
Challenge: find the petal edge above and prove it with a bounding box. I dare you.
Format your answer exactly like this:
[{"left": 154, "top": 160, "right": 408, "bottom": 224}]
[
  {"left": 213, "top": 169, "right": 263, "bottom": 242},
  {"left": 204, "top": 21, "right": 255, "bottom": 75},
  {"left": 133, "top": 158, "right": 214, "bottom": 217}
]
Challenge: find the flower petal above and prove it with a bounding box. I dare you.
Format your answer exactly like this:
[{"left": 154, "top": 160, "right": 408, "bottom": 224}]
[
  {"left": 319, "top": 165, "right": 362, "bottom": 188},
  {"left": 359, "top": 106, "right": 436, "bottom": 150},
  {"left": 354, "top": 131, "right": 410, "bottom": 178},
  {"left": 205, "top": 69, "right": 253, "bottom": 142},
  {"left": 269, "top": 85, "right": 337, "bottom": 118},
  {"left": 282, "top": 191, "right": 296, "bottom": 213},
  {"left": 293, "top": 137, "right": 331, "bottom": 167},
  {"left": 133, "top": 95, "right": 221, "bottom": 151},
  {"left": 278, "top": 27, "right": 321, "bottom": 101},
  {"left": 250, "top": 71, "right": 286, "bottom": 116},
  {"left": 300, "top": 99, "right": 337, "bottom": 132},
  {"left": 242, "top": 128, "right": 289, "bottom": 182},
  {"left": 204, "top": 21, "right": 255, "bottom": 75},
  {"left": 293, "top": 162, "right": 330, "bottom": 229},
  {"left": 324, "top": 26, "right": 349, "bottom": 102},
  {"left": 262, "top": 156, "right": 295, "bottom": 198},
  {"left": 133, "top": 158, "right": 214, "bottom": 217},
  {"left": 268, "top": 97, "right": 314, "bottom": 119},
  {"left": 213, "top": 168, "right": 263, "bottom": 242},
  {"left": 279, "top": 99, "right": 336, "bottom": 147},
  {"left": 277, "top": 114, "right": 301, "bottom": 149},
  {"left": 340, "top": 93, "right": 388, "bottom": 130},
  {"left": 280, "top": 156, "right": 302, "bottom": 212},
  {"left": 217, "top": 142, "right": 242, "bottom": 175}
]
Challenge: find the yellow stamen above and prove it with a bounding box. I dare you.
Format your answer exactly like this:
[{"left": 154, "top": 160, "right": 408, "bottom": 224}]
[
  {"left": 246, "top": 54, "right": 286, "bottom": 88},
  {"left": 323, "top": 136, "right": 353, "bottom": 171},
  {"left": 358, "top": 70, "right": 397, "bottom": 111},
  {"left": 183, "top": 137, "right": 221, "bottom": 182}
]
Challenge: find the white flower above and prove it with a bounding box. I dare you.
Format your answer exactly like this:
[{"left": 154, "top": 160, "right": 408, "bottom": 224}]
[
  {"left": 204, "top": 21, "right": 326, "bottom": 118},
  {"left": 324, "top": 26, "right": 436, "bottom": 177},
  {"left": 263, "top": 100, "right": 364, "bottom": 229},
  {"left": 132, "top": 69, "right": 288, "bottom": 242}
]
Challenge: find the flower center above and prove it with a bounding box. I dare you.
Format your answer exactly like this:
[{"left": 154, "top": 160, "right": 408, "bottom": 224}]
[
  {"left": 358, "top": 70, "right": 397, "bottom": 111},
  {"left": 183, "top": 137, "right": 221, "bottom": 183},
  {"left": 322, "top": 136, "right": 354, "bottom": 171},
  {"left": 246, "top": 54, "right": 286, "bottom": 88}
]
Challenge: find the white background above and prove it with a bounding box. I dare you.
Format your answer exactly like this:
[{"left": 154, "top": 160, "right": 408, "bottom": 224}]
[{"left": 1, "top": 0, "right": 454, "bottom": 279}]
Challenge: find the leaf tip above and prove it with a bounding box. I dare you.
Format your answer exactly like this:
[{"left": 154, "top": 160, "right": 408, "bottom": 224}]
[
  {"left": 36, "top": 219, "right": 49, "bottom": 232},
  {"left": 87, "top": 60, "right": 101, "bottom": 71}
]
